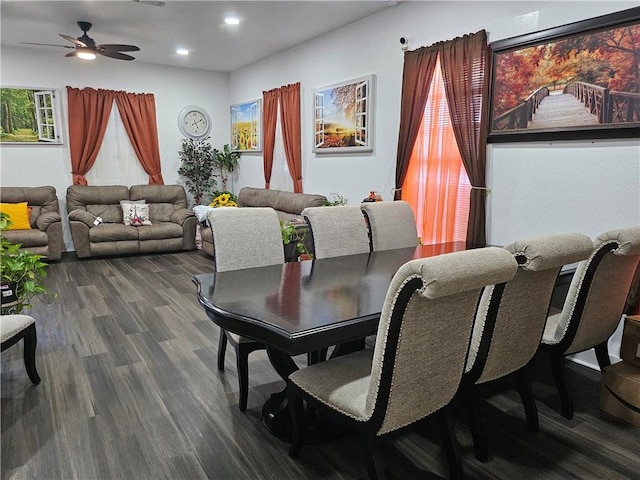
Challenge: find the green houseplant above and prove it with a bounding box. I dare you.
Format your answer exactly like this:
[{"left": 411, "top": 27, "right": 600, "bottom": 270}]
[
  {"left": 0, "top": 212, "right": 53, "bottom": 314},
  {"left": 178, "top": 137, "right": 218, "bottom": 206},
  {"left": 280, "top": 221, "right": 312, "bottom": 261},
  {"left": 213, "top": 144, "right": 241, "bottom": 192}
]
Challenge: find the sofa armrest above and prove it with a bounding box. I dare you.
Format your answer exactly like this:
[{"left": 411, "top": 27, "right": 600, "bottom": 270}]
[
  {"left": 36, "top": 211, "right": 62, "bottom": 231},
  {"left": 68, "top": 210, "right": 96, "bottom": 228},
  {"left": 170, "top": 208, "right": 195, "bottom": 226}
]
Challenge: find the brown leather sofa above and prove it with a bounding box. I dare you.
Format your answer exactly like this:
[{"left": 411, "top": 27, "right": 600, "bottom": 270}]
[
  {"left": 200, "top": 187, "right": 327, "bottom": 258},
  {"left": 66, "top": 184, "right": 197, "bottom": 258},
  {"left": 0, "top": 186, "right": 64, "bottom": 260}
]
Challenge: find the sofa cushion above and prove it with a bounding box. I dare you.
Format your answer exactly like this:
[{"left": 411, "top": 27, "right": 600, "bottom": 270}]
[
  {"left": 274, "top": 191, "right": 327, "bottom": 215},
  {"left": 237, "top": 187, "right": 280, "bottom": 208},
  {"left": 136, "top": 222, "right": 184, "bottom": 241},
  {"left": 87, "top": 204, "right": 123, "bottom": 224},
  {"left": 0, "top": 202, "right": 31, "bottom": 230},
  {"left": 66, "top": 185, "right": 130, "bottom": 212},
  {"left": 121, "top": 202, "right": 152, "bottom": 226},
  {"left": 89, "top": 224, "right": 139, "bottom": 243},
  {"left": 2, "top": 229, "right": 47, "bottom": 248},
  {"left": 130, "top": 185, "right": 188, "bottom": 209}
]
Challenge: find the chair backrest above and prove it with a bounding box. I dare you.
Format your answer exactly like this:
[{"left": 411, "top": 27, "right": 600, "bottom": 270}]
[
  {"left": 544, "top": 226, "right": 640, "bottom": 355},
  {"left": 302, "top": 206, "right": 370, "bottom": 259},
  {"left": 465, "top": 233, "right": 594, "bottom": 384},
  {"left": 361, "top": 200, "right": 419, "bottom": 251},
  {"left": 363, "top": 247, "right": 518, "bottom": 435},
  {"left": 206, "top": 207, "right": 284, "bottom": 272}
]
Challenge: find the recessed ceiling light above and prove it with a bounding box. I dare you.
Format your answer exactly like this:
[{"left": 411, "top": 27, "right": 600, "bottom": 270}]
[
  {"left": 176, "top": 48, "right": 189, "bottom": 55},
  {"left": 224, "top": 16, "right": 240, "bottom": 25}
]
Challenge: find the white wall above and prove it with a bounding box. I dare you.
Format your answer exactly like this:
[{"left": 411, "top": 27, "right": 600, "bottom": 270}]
[
  {"left": 0, "top": 46, "right": 229, "bottom": 248},
  {"left": 227, "top": 1, "right": 640, "bottom": 367}
]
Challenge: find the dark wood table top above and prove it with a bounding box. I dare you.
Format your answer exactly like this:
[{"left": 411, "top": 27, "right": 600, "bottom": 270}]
[{"left": 193, "top": 242, "right": 469, "bottom": 356}]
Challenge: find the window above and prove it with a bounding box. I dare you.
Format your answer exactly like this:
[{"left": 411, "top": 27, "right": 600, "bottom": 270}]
[
  {"left": 85, "top": 101, "right": 147, "bottom": 186},
  {"left": 0, "top": 87, "right": 63, "bottom": 144},
  {"left": 402, "top": 58, "right": 471, "bottom": 245}
]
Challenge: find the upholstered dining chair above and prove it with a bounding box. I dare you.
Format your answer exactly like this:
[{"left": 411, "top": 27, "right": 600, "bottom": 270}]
[
  {"left": 461, "top": 233, "right": 594, "bottom": 462},
  {"left": 1, "top": 314, "right": 42, "bottom": 384},
  {"left": 301, "top": 206, "right": 370, "bottom": 259},
  {"left": 361, "top": 200, "right": 419, "bottom": 251},
  {"left": 540, "top": 225, "right": 640, "bottom": 419},
  {"left": 287, "top": 247, "right": 518, "bottom": 480},
  {"left": 206, "top": 207, "right": 285, "bottom": 411}
]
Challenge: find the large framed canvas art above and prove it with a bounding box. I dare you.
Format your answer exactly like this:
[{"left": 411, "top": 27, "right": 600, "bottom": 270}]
[
  {"left": 313, "top": 74, "right": 374, "bottom": 153},
  {"left": 230, "top": 99, "right": 261, "bottom": 152},
  {"left": 488, "top": 7, "right": 640, "bottom": 142}
]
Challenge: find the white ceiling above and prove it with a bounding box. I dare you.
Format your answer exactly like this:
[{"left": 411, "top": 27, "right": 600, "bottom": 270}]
[{"left": 0, "top": 0, "right": 396, "bottom": 72}]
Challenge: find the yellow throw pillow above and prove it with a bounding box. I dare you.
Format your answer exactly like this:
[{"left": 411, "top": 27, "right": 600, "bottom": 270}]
[{"left": 0, "top": 202, "right": 32, "bottom": 230}]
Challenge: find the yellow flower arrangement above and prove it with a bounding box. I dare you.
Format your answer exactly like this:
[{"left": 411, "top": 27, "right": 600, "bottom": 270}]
[{"left": 209, "top": 191, "right": 238, "bottom": 208}]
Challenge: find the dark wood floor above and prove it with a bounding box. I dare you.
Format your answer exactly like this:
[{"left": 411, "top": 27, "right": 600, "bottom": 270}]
[{"left": 2, "top": 251, "right": 638, "bottom": 480}]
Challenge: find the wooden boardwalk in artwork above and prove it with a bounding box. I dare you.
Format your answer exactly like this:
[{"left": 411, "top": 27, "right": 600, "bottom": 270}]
[{"left": 529, "top": 91, "right": 598, "bottom": 129}]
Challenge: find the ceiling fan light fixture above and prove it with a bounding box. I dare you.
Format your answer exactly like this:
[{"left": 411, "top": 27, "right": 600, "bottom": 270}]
[
  {"left": 77, "top": 48, "right": 97, "bottom": 60},
  {"left": 224, "top": 16, "right": 240, "bottom": 25}
]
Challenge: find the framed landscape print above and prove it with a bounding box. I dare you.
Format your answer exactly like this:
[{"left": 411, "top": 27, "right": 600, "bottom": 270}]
[
  {"left": 313, "top": 74, "right": 374, "bottom": 153},
  {"left": 230, "top": 99, "right": 261, "bottom": 151},
  {"left": 0, "top": 87, "right": 63, "bottom": 144},
  {"left": 488, "top": 7, "right": 640, "bottom": 142}
]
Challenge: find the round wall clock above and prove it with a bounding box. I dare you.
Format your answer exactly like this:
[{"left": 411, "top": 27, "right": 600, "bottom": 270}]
[{"left": 178, "top": 105, "right": 212, "bottom": 139}]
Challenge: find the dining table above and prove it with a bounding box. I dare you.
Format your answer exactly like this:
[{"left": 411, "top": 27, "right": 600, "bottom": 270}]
[{"left": 192, "top": 241, "right": 473, "bottom": 440}]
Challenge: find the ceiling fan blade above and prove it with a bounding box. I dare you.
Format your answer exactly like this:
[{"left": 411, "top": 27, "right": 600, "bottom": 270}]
[
  {"left": 98, "top": 51, "right": 136, "bottom": 61},
  {"left": 20, "top": 41, "right": 74, "bottom": 49},
  {"left": 59, "top": 34, "right": 87, "bottom": 47},
  {"left": 98, "top": 44, "right": 140, "bottom": 53}
]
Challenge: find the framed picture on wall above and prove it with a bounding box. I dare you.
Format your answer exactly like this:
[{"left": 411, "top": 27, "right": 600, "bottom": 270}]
[
  {"left": 488, "top": 7, "right": 640, "bottom": 143},
  {"left": 313, "top": 74, "right": 375, "bottom": 153},
  {"left": 230, "top": 99, "right": 262, "bottom": 152},
  {"left": 0, "top": 86, "right": 64, "bottom": 144}
]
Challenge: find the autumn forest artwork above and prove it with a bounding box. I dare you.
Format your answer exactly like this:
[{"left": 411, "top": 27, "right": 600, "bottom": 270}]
[{"left": 490, "top": 18, "right": 640, "bottom": 136}]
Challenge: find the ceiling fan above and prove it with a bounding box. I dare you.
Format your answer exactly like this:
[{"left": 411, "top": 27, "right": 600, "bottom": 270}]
[{"left": 21, "top": 21, "right": 140, "bottom": 61}]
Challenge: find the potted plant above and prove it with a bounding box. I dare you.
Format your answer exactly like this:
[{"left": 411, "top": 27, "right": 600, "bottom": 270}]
[
  {"left": 321, "top": 192, "right": 348, "bottom": 206},
  {"left": 0, "top": 212, "right": 53, "bottom": 315},
  {"left": 178, "top": 137, "right": 218, "bottom": 206},
  {"left": 280, "top": 221, "right": 312, "bottom": 262},
  {"left": 213, "top": 144, "right": 241, "bottom": 192}
]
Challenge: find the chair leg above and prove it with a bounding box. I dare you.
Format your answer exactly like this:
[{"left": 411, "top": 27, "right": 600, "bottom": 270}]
[
  {"left": 462, "top": 392, "right": 488, "bottom": 463},
  {"left": 288, "top": 387, "right": 305, "bottom": 458},
  {"left": 550, "top": 352, "right": 573, "bottom": 420},
  {"left": 594, "top": 342, "right": 611, "bottom": 371},
  {"left": 362, "top": 433, "right": 385, "bottom": 480},
  {"left": 23, "top": 324, "right": 41, "bottom": 385},
  {"left": 435, "top": 406, "right": 463, "bottom": 480},
  {"left": 217, "top": 329, "right": 227, "bottom": 371},
  {"left": 236, "top": 343, "right": 250, "bottom": 412},
  {"left": 516, "top": 367, "right": 538, "bottom": 432}
]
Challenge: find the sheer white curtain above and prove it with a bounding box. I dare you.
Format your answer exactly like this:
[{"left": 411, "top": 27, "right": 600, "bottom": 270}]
[
  {"left": 269, "top": 104, "right": 293, "bottom": 192},
  {"left": 85, "top": 100, "right": 147, "bottom": 186}
]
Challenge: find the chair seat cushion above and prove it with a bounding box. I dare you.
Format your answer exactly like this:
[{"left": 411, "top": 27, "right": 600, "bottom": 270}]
[
  {"left": 289, "top": 349, "right": 373, "bottom": 421},
  {"left": 0, "top": 315, "right": 35, "bottom": 343}
]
